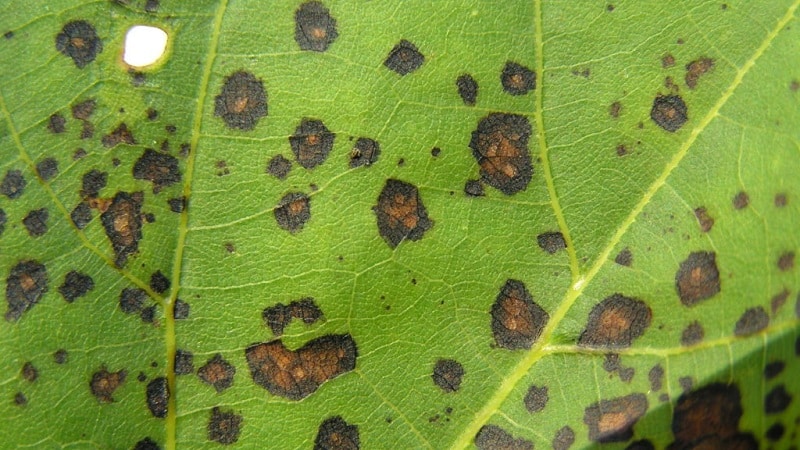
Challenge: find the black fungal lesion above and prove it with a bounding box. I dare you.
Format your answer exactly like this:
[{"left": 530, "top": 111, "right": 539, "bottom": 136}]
[
  {"left": 58, "top": 270, "right": 94, "bottom": 302},
  {"left": 294, "top": 1, "right": 339, "bottom": 52},
  {"left": 464, "top": 179, "right": 485, "bottom": 197},
  {"left": 133, "top": 437, "right": 161, "bottom": 450},
  {"left": 314, "top": 416, "right": 360, "bottom": 450},
  {"left": 456, "top": 74, "right": 479, "bottom": 106},
  {"left": 537, "top": 231, "right": 566, "bottom": 254},
  {"left": 55, "top": 20, "right": 102, "bottom": 68},
  {"left": 5, "top": 260, "right": 49, "bottom": 322},
  {"left": 490, "top": 279, "right": 549, "bottom": 350},
  {"left": 146, "top": 377, "right": 169, "bottom": 418},
  {"left": 22, "top": 208, "right": 49, "bottom": 237},
  {"left": 474, "top": 424, "right": 533, "bottom": 450},
  {"left": 349, "top": 137, "right": 380, "bottom": 168},
  {"left": 262, "top": 297, "right": 323, "bottom": 337},
  {"left": 675, "top": 251, "right": 720, "bottom": 306},
  {"left": 523, "top": 385, "right": 548, "bottom": 413},
  {"left": 289, "top": 118, "right": 335, "bottom": 169},
  {"left": 651, "top": 94, "right": 688, "bottom": 132},
  {"left": 274, "top": 192, "right": 311, "bottom": 233},
  {"left": 208, "top": 407, "right": 242, "bottom": 445},
  {"left": 1, "top": 169, "right": 27, "bottom": 199},
  {"left": 670, "top": 383, "right": 757, "bottom": 449},
  {"left": 133, "top": 149, "right": 182, "bottom": 193},
  {"left": 214, "top": 71, "right": 268, "bottom": 131},
  {"left": 431, "top": 359, "right": 465, "bottom": 393},
  {"left": 101, "top": 191, "right": 144, "bottom": 267},
  {"left": 81, "top": 169, "right": 107, "bottom": 198},
  {"left": 119, "top": 287, "right": 147, "bottom": 315},
  {"left": 384, "top": 39, "right": 425, "bottom": 75},
  {"left": 174, "top": 349, "right": 194, "bottom": 375},
  {"left": 36, "top": 157, "right": 59, "bottom": 181},
  {"left": 501, "top": 61, "right": 536, "bottom": 95},
  {"left": 469, "top": 113, "right": 533, "bottom": 195},
  {"left": 102, "top": 123, "right": 136, "bottom": 148},
  {"left": 373, "top": 179, "right": 433, "bottom": 248},
  {"left": 733, "top": 306, "right": 769, "bottom": 336},
  {"left": 266, "top": 154, "right": 292, "bottom": 180}
]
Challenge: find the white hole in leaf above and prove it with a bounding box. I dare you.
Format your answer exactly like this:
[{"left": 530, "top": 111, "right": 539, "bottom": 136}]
[{"left": 123, "top": 25, "right": 168, "bottom": 68}]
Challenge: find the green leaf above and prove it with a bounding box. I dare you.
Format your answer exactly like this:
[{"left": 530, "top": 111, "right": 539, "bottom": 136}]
[{"left": 2, "top": 1, "right": 799, "bottom": 449}]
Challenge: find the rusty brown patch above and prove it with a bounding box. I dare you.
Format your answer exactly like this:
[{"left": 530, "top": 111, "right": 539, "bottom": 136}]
[
  {"left": 289, "top": 118, "right": 335, "bottom": 169},
  {"left": 490, "top": 279, "right": 549, "bottom": 350},
  {"left": 214, "top": 71, "right": 268, "bottom": 131},
  {"left": 693, "top": 207, "right": 714, "bottom": 232},
  {"left": 469, "top": 113, "right": 533, "bottom": 195},
  {"left": 100, "top": 192, "right": 144, "bottom": 267},
  {"left": 102, "top": 123, "right": 136, "bottom": 148},
  {"left": 685, "top": 57, "right": 714, "bottom": 89},
  {"left": 133, "top": 149, "right": 182, "bottom": 194},
  {"left": 373, "top": 179, "right": 433, "bottom": 248},
  {"left": 274, "top": 192, "right": 311, "bottom": 233},
  {"left": 314, "top": 416, "right": 360, "bottom": 450},
  {"left": 90, "top": 367, "right": 126, "bottom": 403},
  {"left": 578, "top": 294, "right": 651, "bottom": 349},
  {"left": 198, "top": 354, "right": 236, "bottom": 392},
  {"left": 583, "top": 393, "right": 648, "bottom": 443},
  {"left": 675, "top": 251, "right": 720, "bottom": 306}
]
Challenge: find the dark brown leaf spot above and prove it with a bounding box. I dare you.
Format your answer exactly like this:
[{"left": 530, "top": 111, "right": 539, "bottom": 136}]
[
  {"left": 101, "top": 191, "right": 144, "bottom": 267},
  {"left": 552, "top": 426, "right": 575, "bottom": 450},
  {"left": 53, "top": 349, "right": 68, "bottom": 364},
  {"left": 140, "top": 305, "right": 156, "bottom": 323},
  {"left": 0, "top": 209, "right": 6, "bottom": 236},
  {"left": 771, "top": 288, "right": 789, "bottom": 314},
  {"left": 144, "top": 0, "right": 159, "bottom": 12},
  {"left": 685, "top": 57, "right": 714, "bottom": 89},
  {"left": 669, "top": 383, "right": 757, "bottom": 449},
  {"left": 174, "top": 349, "right": 194, "bottom": 375},
  {"left": 764, "top": 361, "right": 785, "bottom": 380},
  {"left": 314, "top": 416, "right": 360, "bottom": 450},
  {"left": 349, "top": 138, "right": 380, "bottom": 168},
  {"left": 523, "top": 385, "right": 548, "bottom": 413},
  {"left": 675, "top": 251, "right": 720, "bottom": 306},
  {"left": 133, "top": 149, "right": 181, "bottom": 194},
  {"left": 244, "top": 334, "right": 357, "bottom": 401},
  {"left": 775, "top": 192, "right": 788, "bottom": 207},
  {"left": 168, "top": 197, "right": 186, "bottom": 213},
  {"left": 490, "top": 279, "right": 549, "bottom": 350},
  {"left": 294, "top": 1, "right": 338, "bottom": 52},
  {"left": 56, "top": 20, "right": 102, "bottom": 68},
  {"left": 262, "top": 297, "right": 323, "bottom": 337},
  {"left": 732, "top": 191, "right": 749, "bottom": 209},
  {"left": 615, "top": 248, "right": 633, "bottom": 267},
  {"left": 71, "top": 98, "right": 96, "bottom": 120},
  {"left": 765, "top": 423, "right": 785, "bottom": 442},
  {"left": 662, "top": 53, "right": 676, "bottom": 68},
  {"left": 21, "top": 362, "right": 38, "bottom": 382},
  {"left": 651, "top": 94, "right": 688, "bottom": 132},
  {"left": 432, "top": 359, "right": 464, "bottom": 393},
  {"left": 289, "top": 118, "right": 335, "bottom": 169},
  {"left": 430, "top": 147, "right": 441, "bottom": 157},
  {"left": 174, "top": 299, "right": 189, "bottom": 319},
  {"left": 274, "top": 192, "right": 311, "bottom": 233},
  {"left": 501, "top": 61, "right": 536, "bottom": 96},
  {"left": 208, "top": 407, "right": 242, "bottom": 445},
  {"left": 693, "top": 207, "right": 714, "bottom": 232},
  {"left": 584, "top": 393, "right": 648, "bottom": 443},
  {"left": 734, "top": 306, "right": 768, "bottom": 336},
  {"left": 23, "top": 208, "right": 48, "bottom": 237},
  {"left": 681, "top": 321, "right": 705, "bottom": 347},
  {"left": 71, "top": 201, "right": 92, "bottom": 229},
  {"left": 81, "top": 170, "right": 107, "bottom": 198},
  {"left": 537, "top": 231, "right": 566, "bottom": 254},
  {"left": 58, "top": 270, "right": 94, "bottom": 302},
  {"left": 373, "top": 179, "right": 432, "bottom": 248},
  {"left": 765, "top": 385, "right": 792, "bottom": 414},
  {"left": 134, "top": 437, "right": 161, "bottom": 450},
  {"left": 267, "top": 155, "right": 292, "bottom": 180},
  {"left": 469, "top": 113, "right": 533, "bottom": 195},
  {"left": 464, "top": 179, "right": 485, "bottom": 197},
  {"left": 119, "top": 287, "right": 147, "bottom": 314},
  {"left": 578, "top": 294, "right": 651, "bottom": 349},
  {"left": 146, "top": 377, "right": 168, "bottom": 418},
  {"left": 649, "top": 364, "right": 664, "bottom": 391},
  {"left": 90, "top": 367, "right": 126, "bottom": 403},
  {"left": 214, "top": 71, "right": 267, "bottom": 131},
  {"left": 14, "top": 392, "right": 27, "bottom": 406},
  {"left": 47, "top": 113, "right": 67, "bottom": 134},
  {"left": 384, "top": 39, "right": 424, "bottom": 75},
  {"left": 1, "top": 170, "right": 26, "bottom": 199},
  {"left": 778, "top": 252, "right": 795, "bottom": 271},
  {"left": 5, "top": 260, "right": 48, "bottom": 322},
  {"left": 198, "top": 354, "right": 235, "bottom": 392},
  {"left": 36, "top": 158, "right": 59, "bottom": 181},
  {"left": 456, "top": 74, "right": 478, "bottom": 106},
  {"left": 474, "top": 424, "right": 533, "bottom": 450},
  {"left": 609, "top": 101, "right": 622, "bottom": 118},
  {"left": 102, "top": 123, "right": 136, "bottom": 148}
]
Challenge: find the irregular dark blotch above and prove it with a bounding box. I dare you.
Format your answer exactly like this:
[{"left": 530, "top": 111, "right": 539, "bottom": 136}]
[
  {"left": 469, "top": 113, "right": 533, "bottom": 195},
  {"left": 134, "top": 437, "right": 161, "bottom": 450},
  {"left": 609, "top": 101, "right": 622, "bottom": 118},
  {"left": 267, "top": 155, "right": 292, "bottom": 180},
  {"left": 5, "top": 260, "right": 48, "bottom": 322},
  {"left": 101, "top": 191, "right": 144, "bottom": 267},
  {"left": 431, "top": 359, "right": 464, "bottom": 393},
  {"left": 734, "top": 306, "right": 768, "bottom": 336},
  {"left": 149, "top": 271, "right": 170, "bottom": 294},
  {"left": 119, "top": 287, "right": 147, "bottom": 314},
  {"left": 685, "top": 57, "right": 714, "bottom": 89},
  {"left": 669, "top": 383, "right": 754, "bottom": 448},
  {"left": 165, "top": 125, "right": 177, "bottom": 134},
  {"left": 1, "top": 170, "right": 26, "bottom": 199},
  {"left": 80, "top": 121, "right": 94, "bottom": 139},
  {"left": 431, "top": 147, "right": 441, "bottom": 157},
  {"left": 208, "top": 407, "right": 242, "bottom": 445},
  {"left": 456, "top": 74, "right": 478, "bottom": 106},
  {"left": 603, "top": 353, "right": 622, "bottom": 373},
  {"left": 651, "top": 94, "right": 688, "bottom": 132},
  {"left": 144, "top": 0, "right": 159, "bottom": 12},
  {"left": 4, "top": 31, "right": 13, "bottom": 39},
  {"left": 679, "top": 377, "right": 694, "bottom": 393},
  {"left": 274, "top": 192, "right": 311, "bottom": 233},
  {"left": 778, "top": 252, "right": 795, "bottom": 272},
  {"left": 764, "top": 361, "right": 785, "bottom": 380},
  {"left": 383, "top": 38, "right": 425, "bottom": 76},
  {"left": 146, "top": 108, "right": 159, "bottom": 121},
  {"left": 0, "top": 209, "right": 5, "bottom": 236},
  {"left": 662, "top": 53, "right": 676, "bottom": 68},
  {"left": 523, "top": 385, "right": 548, "bottom": 413},
  {"left": 133, "top": 149, "right": 181, "bottom": 194},
  {"left": 501, "top": 61, "right": 536, "bottom": 96},
  {"left": 490, "top": 279, "right": 549, "bottom": 350},
  {"left": 198, "top": 354, "right": 235, "bottom": 393},
  {"left": 314, "top": 416, "right": 360, "bottom": 450},
  {"left": 775, "top": 193, "right": 788, "bottom": 207},
  {"left": 262, "top": 297, "right": 323, "bottom": 337},
  {"left": 615, "top": 248, "right": 633, "bottom": 267},
  {"left": 36, "top": 158, "right": 59, "bottom": 181},
  {"left": 21, "top": 362, "right": 38, "bottom": 382},
  {"left": 464, "top": 179, "right": 485, "bottom": 197},
  {"left": 618, "top": 367, "right": 635, "bottom": 383},
  {"left": 373, "top": 179, "right": 432, "bottom": 248},
  {"left": 174, "top": 350, "right": 194, "bottom": 375},
  {"left": 733, "top": 191, "right": 749, "bottom": 209},
  {"left": 53, "top": 349, "right": 68, "bottom": 364},
  {"left": 294, "top": 1, "right": 338, "bottom": 52},
  {"left": 168, "top": 197, "right": 186, "bottom": 213},
  {"left": 58, "top": 270, "right": 94, "bottom": 302},
  {"left": 474, "top": 425, "right": 533, "bottom": 450},
  {"left": 102, "top": 123, "right": 136, "bottom": 148},
  {"left": 174, "top": 299, "right": 189, "bottom": 319},
  {"left": 681, "top": 321, "right": 704, "bottom": 346},
  {"left": 289, "top": 118, "right": 335, "bottom": 169},
  {"left": 649, "top": 364, "right": 664, "bottom": 392},
  {"left": 73, "top": 148, "right": 87, "bottom": 160},
  {"left": 22, "top": 208, "right": 48, "bottom": 237},
  {"left": 583, "top": 393, "right": 648, "bottom": 443},
  {"left": 146, "top": 377, "right": 169, "bottom": 418},
  {"left": 72, "top": 99, "right": 96, "bottom": 120},
  {"left": 47, "top": 113, "right": 66, "bottom": 133},
  {"left": 537, "top": 231, "right": 566, "bottom": 254},
  {"left": 140, "top": 305, "right": 156, "bottom": 323},
  {"left": 578, "top": 294, "right": 651, "bottom": 349},
  {"left": 245, "top": 334, "right": 357, "bottom": 401},
  {"left": 349, "top": 138, "right": 380, "bottom": 168},
  {"left": 626, "top": 440, "right": 655, "bottom": 450},
  {"left": 90, "top": 367, "right": 126, "bottom": 403},
  {"left": 694, "top": 207, "right": 714, "bottom": 232},
  {"left": 675, "top": 251, "right": 720, "bottom": 306},
  {"left": 771, "top": 289, "right": 789, "bottom": 314},
  {"left": 552, "top": 426, "right": 575, "bottom": 450},
  {"left": 71, "top": 201, "right": 92, "bottom": 229},
  {"left": 765, "top": 385, "right": 792, "bottom": 414},
  {"left": 214, "top": 71, "right": 268, "bottom": 131},
  {"left": 765, "top": 423, "right": 785, "bottom": 441},
  {"left": 55, "top": 20, "right": 102, "bottom": 68},
  {"left": 81, "top": 169, "right": 107, "bottom": 198},
  {"left": 14, "top": 392, "right": 27, "bottom": 406}
]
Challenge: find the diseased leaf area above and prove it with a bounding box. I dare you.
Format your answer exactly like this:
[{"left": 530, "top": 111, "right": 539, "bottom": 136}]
[{"left": 1, "top": 0, "right": 799, "bottom": 449}]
